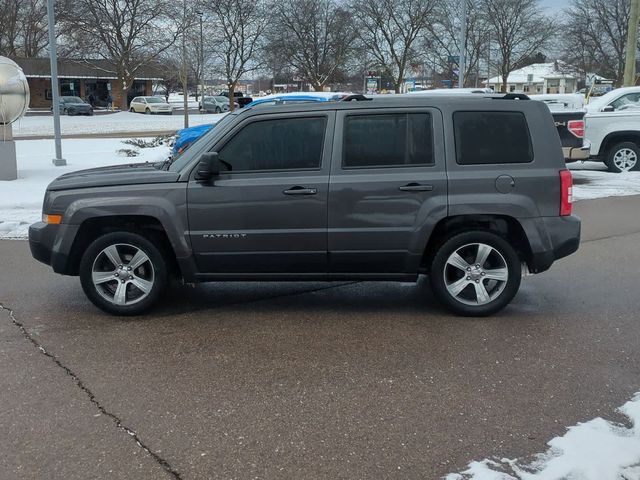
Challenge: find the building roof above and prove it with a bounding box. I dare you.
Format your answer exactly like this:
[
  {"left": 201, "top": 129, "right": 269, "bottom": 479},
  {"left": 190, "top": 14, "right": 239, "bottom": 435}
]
[
  {"left": 13, "top": 58, "right": 163, "bottom": 80},
  {"left": 486, "top": 61, "right": 579, "bottom": 85}
]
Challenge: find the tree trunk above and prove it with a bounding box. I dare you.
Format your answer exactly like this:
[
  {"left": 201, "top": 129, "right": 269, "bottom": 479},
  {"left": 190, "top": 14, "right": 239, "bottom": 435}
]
[
  {"left": 115, "top": 69, "right": 134, "bottom": 110},
  {"left": 228, "top": 82, "right": 236, "bottom": 112}
]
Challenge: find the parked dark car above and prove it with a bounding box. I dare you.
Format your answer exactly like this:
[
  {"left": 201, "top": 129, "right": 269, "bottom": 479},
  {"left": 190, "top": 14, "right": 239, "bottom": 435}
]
[
  {"left": 53, "top": 96, "right": 94, "bottom": 116},
  {"left": 29, "top": 94, "right": 580, "bottom": 317},
  {"left": 219, "top": 91, "right": 253, "bottom": 108}
]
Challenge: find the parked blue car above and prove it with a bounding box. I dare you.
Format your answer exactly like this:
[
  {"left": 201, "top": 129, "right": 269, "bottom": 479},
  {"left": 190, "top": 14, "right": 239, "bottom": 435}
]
[{"left": 172, "top": 123, "right": 216, "bottom": 156}]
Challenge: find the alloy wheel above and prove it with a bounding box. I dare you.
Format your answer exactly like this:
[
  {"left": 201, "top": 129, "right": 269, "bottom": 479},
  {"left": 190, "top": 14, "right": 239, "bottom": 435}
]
[
  {"left": 443, "top": 243, "right": 509, "bottom": 306},
  {"left": 91, "top": 243, "right": 155, "bottom": 306},
  {"left": 613, "top": 148, "right": 637, "bottom": 172}
]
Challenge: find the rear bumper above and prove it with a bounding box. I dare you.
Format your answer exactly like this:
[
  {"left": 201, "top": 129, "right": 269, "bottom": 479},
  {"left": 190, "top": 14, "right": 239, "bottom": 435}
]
[
  {"left": 562, "top": 144, "right": 590, "bottom": 162},
  {"left": 528, "top": 215, "right": 581, "bottom": 273}
]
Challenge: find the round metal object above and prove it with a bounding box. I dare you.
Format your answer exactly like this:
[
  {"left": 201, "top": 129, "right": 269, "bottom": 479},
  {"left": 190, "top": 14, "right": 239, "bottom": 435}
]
[
  {"left": 0, "top": 57, "right": 30, "bottom": 125},
  {"left": 443, "top": 243, "right": 509, "bottom": 306},
  {"left": 91, "top": 243, "right": 155, "bottom": 306},
  {"left": 613, "top": 148, "right": 637, "bottom": 172}
]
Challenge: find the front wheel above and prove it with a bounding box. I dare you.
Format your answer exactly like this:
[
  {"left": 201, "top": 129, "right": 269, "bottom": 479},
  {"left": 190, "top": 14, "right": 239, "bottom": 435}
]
[
  {"left": 430, "top": 231, "right": 522, "bottom": 317},
  {"left": 145, "top": 108, "right": 151, "bottom": 115},
  {"left": 215, "top": 106, "right": 221, "bottom": 113},
  {"left": 605, "top": 141, "right": 640, "bottom": 173},
  {"left": 79, "top": 232, "right": 167, "bottom": 315}
]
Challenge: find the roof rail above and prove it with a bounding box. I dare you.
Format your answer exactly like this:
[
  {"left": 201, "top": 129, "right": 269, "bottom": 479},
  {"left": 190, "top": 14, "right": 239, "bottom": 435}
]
[{"left": 499, "top": 93, "right": 530, "bottom": 100}]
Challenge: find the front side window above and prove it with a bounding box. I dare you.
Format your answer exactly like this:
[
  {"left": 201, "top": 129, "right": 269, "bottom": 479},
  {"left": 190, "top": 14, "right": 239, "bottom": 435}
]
[
  {"left": 454, "top": 111, "right": 533, "bottom": 165},
  {"left": 610, "top": 93, "right": 640, "bottom": 111},
  {"left": 342, "top": 113, "right": 434, "bottom": 168},
  {"left": 218, "top": 116, "right": 327, "bottom": 171}
]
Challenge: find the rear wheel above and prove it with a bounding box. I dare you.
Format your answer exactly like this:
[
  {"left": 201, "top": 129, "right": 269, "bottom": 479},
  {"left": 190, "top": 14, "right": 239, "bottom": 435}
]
[
  {"left": 129, "top": 107, "right": 135, "bottom": 113},
  {"left": 430, "top": 231, "right": 522, "bottom": 317},
  {"left": 79, "top": 232, "right": 167, "bottom": 315},
  {"left": 605, "top": 141, "right": 640, "bottom": 173}
]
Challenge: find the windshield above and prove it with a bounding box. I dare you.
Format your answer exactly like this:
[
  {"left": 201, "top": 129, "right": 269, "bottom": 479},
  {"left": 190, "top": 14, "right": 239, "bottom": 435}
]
[
  {"left": 214, "top": 96, "right": 228, "bottom": 102},
  {"left": 145, "top": 97, "right": 165, "bottom": 104},
  {"left": 169, "top": 113, "right": 238, "bottom": 172},
  {"left": 63, "top": 97, "right": 84, "bottom": 103}
]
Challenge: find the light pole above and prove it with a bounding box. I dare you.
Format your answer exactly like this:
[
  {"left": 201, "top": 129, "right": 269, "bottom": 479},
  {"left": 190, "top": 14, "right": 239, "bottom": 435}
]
[
  {"left": 458, "top": 0, "right": 467, "bottom": 89},
  {"left": 197, "top": 11, "right": 205, "bottom": 106},
  {"left": 46, "top": 0, "right": 65, "bottom": 166},
  {"left": 181, "top": 0, "right": 189, "bottom": 128}
]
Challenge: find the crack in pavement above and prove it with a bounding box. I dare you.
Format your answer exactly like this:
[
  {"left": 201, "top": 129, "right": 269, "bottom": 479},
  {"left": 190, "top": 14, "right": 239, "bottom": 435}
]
[{"left": 0, "top": 303, "right": 182, "bottom": 480}]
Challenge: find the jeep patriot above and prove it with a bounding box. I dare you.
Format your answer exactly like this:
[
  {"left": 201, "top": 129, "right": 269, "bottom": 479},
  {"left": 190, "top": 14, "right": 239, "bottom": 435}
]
[{"left": 29, "top": 95, "right": 581, "bottom": 316}]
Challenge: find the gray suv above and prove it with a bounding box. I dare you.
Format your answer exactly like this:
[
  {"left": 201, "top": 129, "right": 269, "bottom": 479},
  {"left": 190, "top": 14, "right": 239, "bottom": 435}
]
[{"left": 29, "top": 95, "right": 580, "bottom": 316}]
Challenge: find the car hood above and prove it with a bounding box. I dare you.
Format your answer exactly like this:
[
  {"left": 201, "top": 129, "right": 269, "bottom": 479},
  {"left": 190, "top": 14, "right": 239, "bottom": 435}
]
[{"left": 48, "top": 162, "right": 180, "bottom": 191}]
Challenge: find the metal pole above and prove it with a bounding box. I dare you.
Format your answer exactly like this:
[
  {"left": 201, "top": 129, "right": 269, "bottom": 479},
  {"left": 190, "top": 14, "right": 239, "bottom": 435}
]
[
  {"left": 182, "top": 0, "right": 189, "bottom": 128},
  {"left": 46, "top": 0, "right": 65, "bottom": 166},
  {"left": 200, "top": 13, "right": 205, "bottom": 105},
  {"left": 458, "top": 0, "right": 467, "bottom": 88},
  {"left": 624, "top": 0, "right": 640, "bottom": 86}
]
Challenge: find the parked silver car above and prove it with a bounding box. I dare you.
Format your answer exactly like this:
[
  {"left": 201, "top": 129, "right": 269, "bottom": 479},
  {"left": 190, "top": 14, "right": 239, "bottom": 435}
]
[{"left": 199, "top": 95, "right": 237, "bottom": 113}]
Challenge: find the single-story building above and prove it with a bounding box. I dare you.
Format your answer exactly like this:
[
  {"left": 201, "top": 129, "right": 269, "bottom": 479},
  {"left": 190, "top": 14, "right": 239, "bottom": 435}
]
[
  {"left": 13, "top": 58, "right": 163, "bottom": 108},
  {"left": 485, "top": 61, "right": 580, "bottom": 95}
]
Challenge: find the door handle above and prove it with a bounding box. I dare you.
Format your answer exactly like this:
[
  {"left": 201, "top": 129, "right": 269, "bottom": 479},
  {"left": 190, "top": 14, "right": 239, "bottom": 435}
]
[
  {"left": 399, "top": 183, "right": 434, "bottom": 192},
  {"left": 283, "top": 186, "right": 318, "bottom": 195}
]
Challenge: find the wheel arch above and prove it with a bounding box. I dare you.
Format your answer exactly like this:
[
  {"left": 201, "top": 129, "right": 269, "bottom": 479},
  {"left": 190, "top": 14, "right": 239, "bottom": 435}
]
[
  {"left": 420, "top": 214, "right": 533, "bottom": 273},
  {"left": 598, "top": 131, "right": 640, "bottom": 157},
  {"left": 65, "top": 215, "right": 181, "bottom": 278}
]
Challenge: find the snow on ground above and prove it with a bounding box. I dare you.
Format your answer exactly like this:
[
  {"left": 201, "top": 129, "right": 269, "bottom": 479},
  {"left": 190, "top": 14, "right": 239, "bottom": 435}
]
[
  {"left": 12, "top": 111, "right": 224, "bottom": 137},
  {"left": 569, "top": 161, "right": 640, "bottom": 201},
  {"left": 0, "top": 138, "right": 170, "bottom": 239},
  {"left": 447, "top": 392, "right": 640, "bottom": 480}
]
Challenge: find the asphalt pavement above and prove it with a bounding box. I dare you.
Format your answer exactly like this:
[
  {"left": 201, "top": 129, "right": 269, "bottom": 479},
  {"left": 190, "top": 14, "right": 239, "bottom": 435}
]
[{"left": 1, "top": 195, "right": 640, "bottom": 479}]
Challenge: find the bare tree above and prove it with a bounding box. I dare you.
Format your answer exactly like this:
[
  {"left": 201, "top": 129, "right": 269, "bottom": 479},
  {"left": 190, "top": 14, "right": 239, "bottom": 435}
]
[
  {"left": 562, "top": 0, "right": 630, "bottom": 85},
  {"left": 58, "top": 0, "right": 185, "bottom": 109},
  {"left": 0, "top": 0, "right": 48, "bottom": 57},
  {"left": 268, "top": 0, "right": 356, "bottom": 91},
  {"left": 427, "top": 0, "right": 491, "bottom": 87},
  {"left": 480, "top": 0, "right": 556, "bottom": 93},
  {"left": 350, "top": 0, "right": 437, "bottom": 93},
  {"left": 205, "top": 0, "right": 269, "bottom": 111}
]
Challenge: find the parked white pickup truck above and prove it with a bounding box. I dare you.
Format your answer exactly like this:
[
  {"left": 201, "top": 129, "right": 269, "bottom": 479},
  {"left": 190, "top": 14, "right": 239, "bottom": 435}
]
[{"left": 584, "top": 86, "right": 640, "bottom": 172}]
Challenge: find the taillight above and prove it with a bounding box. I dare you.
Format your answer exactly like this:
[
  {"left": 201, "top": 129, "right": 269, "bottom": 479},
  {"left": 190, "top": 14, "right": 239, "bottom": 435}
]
[
  {"left": 567, "top": 120, "right": 584, "bottom": 138},
  {"left": 560, "top": 170, "right": 573, "bottom": 216}
]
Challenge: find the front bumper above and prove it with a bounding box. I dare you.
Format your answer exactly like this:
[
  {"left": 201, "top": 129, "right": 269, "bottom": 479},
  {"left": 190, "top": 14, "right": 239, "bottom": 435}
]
[
  {"left": 528, "top": 215, "right": 581, "bottom": 273},
  {"left": 29, "top": 222, "right": 79, "bottom": 275}
]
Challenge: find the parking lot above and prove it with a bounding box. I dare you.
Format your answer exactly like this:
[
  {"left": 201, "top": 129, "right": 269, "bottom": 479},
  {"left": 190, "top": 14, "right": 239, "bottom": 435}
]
[{"left": 1, "top": 195, "right": 640, "bottom": 479}]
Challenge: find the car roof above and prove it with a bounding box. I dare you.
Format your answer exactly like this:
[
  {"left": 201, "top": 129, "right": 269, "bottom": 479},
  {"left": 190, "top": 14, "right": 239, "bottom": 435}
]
[{"left": 241, "top": 93, "right": 534, "bottom": 115}]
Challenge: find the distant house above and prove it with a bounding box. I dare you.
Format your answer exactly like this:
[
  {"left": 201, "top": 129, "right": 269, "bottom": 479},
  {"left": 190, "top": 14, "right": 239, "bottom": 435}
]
[
  {"left": 485, "top": 61, "right": 581, "bottom": 95},
  {"left": 13, "top": 58, "right": 163, "bottom": 108}
]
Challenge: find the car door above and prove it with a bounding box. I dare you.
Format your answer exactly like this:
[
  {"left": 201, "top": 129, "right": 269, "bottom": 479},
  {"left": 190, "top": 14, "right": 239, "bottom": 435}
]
[
  {"left": 187, "top": 111, "right": 335, "bottom": 276},
  {"left": 328, "top": 107, "right": 447, "bottom": 276}
]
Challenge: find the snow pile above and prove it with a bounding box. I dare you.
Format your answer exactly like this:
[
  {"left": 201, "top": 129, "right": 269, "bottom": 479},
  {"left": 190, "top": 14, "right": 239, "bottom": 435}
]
[
  {"left": 569, "top": 162, "right": 640, "bottom": 201},
  {"left": 447, "top": 392, "right": 640, "bottom": 480},
  {"left": 12, "top": 111, "right": 223, "bottom": 137},
  {"left": 0, "top": 138, "right": 170, "bottom": 239}
]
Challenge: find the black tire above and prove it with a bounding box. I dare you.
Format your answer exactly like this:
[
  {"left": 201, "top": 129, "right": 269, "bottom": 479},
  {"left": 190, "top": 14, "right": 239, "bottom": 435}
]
[
  {"left": 604, "top": 141, "right": 640, "bottom": 173},
  {"left": 129, "top": 107, "right": 135, "bottom": 113},
  {"left": 430, "top": 231, "right": 522, "bottom": 317},
  {"left": 215, "top": 106, "right": 221, "bottom": 113},
  {"left": 79, "top": 232, "right": 167, "bottom": 315},
  {"left": 145, "top": 108, "right": 151, "bottom": 115},
  {"left": 67, "top": 108, "right": 75, "bottom": 116}
]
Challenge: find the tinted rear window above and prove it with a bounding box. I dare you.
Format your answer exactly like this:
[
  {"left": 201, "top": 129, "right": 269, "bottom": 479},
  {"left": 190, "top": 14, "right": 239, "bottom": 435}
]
[
  {"left": 453, "top": 111, "right": 533, "bottom": 165},
  {"left": 343, "top": 113, "right": 434, "bottom": 168}
]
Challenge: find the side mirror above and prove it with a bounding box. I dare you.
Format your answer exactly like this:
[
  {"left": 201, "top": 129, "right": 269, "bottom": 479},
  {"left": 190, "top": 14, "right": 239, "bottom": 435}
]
[
  {"left": 602, "top": 105, "right": 615, "bottom": 112},
  {"left": 195, "top": 152, "right": 220, "bottom": 182}
]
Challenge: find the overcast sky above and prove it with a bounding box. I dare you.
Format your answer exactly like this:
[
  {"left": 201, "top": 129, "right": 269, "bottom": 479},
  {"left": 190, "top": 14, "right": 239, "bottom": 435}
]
[{"left": 540, "top": 0, "right": 570, "bottom": 12}]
